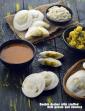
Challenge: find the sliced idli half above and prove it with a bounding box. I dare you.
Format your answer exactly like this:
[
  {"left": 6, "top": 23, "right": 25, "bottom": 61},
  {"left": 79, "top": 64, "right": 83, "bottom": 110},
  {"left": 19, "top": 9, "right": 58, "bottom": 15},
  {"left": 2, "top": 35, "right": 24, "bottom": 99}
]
[
  {"left": 22, "top": 73, "right": 45, "bottom": 98},
  {"left": 28, "top": 9, "right": 44, "bottom": 23},
  {"left": 40, "top": 71, "right": 59, "bottom": 90},
  {"left": 13, "top": 10, "right": 32, "bottom": 31}
]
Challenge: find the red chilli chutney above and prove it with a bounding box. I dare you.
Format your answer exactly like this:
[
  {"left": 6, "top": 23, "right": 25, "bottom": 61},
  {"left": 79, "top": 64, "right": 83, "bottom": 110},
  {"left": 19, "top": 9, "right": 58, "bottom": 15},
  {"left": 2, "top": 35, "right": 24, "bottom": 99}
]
[{"left": 0, "top": 43, "right": 34, "bottom": 64}]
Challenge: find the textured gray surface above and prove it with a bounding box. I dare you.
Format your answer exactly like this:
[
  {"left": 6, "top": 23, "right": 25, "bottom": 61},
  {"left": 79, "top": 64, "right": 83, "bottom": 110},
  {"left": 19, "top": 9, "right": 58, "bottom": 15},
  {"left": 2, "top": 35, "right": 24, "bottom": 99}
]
[{"left": 0, "top": 0, "right": 85, "bottom": 111}]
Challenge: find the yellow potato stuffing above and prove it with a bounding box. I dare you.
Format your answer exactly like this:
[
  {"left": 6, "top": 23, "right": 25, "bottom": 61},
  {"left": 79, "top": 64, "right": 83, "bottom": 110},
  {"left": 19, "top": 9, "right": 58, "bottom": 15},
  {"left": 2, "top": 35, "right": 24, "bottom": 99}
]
[{"left": 67, "top": 26, "right": 85, "bottom": 49}]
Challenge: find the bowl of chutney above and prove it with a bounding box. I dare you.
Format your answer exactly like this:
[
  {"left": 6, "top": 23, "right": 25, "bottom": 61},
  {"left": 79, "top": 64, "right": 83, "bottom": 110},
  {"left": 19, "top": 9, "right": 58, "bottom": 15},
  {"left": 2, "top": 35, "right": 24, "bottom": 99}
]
[{"left": 0, "top": 39, "right": 36, "bottom": 69}]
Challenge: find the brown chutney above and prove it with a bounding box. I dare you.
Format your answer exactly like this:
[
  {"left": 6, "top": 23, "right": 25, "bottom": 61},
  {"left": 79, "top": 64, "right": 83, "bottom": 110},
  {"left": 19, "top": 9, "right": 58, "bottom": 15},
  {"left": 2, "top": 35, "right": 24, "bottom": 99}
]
[{"left": 0, "top": 43, "right": 34, "bottom": 64}]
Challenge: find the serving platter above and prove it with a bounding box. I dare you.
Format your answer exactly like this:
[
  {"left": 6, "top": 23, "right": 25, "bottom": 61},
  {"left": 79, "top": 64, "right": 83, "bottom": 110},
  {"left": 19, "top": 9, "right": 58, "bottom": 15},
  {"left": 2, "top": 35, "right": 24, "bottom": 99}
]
[
  {"left": 5, "top": 4, "right": 59, "bottom": 43},
  {"left": 5, "top": 3, "right": 79, "bottom": 44},
  {"left": 63, "top": 59, "right": 85, "bottom": 100}
]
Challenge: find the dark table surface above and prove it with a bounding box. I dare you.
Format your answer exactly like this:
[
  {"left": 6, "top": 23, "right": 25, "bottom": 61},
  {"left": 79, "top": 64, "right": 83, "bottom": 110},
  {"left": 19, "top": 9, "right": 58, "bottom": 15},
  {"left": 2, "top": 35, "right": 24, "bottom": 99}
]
[{"left": 0, "top": 0, "right": 85, "bottom": 111}]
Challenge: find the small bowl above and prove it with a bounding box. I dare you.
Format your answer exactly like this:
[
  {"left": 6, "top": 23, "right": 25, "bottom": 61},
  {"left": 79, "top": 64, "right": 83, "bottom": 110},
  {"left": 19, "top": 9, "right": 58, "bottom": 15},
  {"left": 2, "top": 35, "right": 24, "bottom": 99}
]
[
  {"left": 63, "top": 59, "right": 85, "bottom": 100},
  {"left": 46, "top": 5, "right": 73, "bottom": 25},
  {"left": 63, "top": 25, "right": 85, "bottom": 53},
  {"left": 0, "top": 39, "right": 36, "bottom": 70}
]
